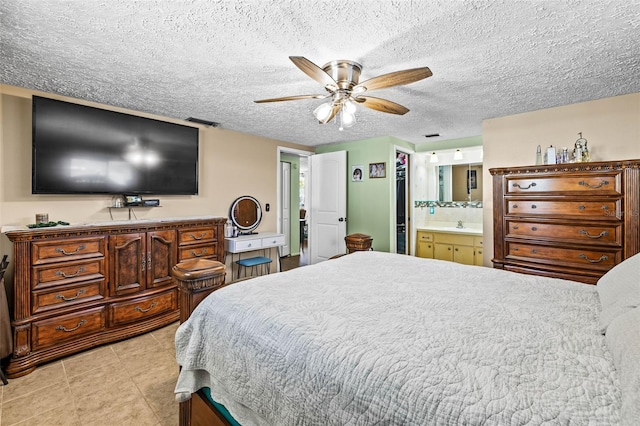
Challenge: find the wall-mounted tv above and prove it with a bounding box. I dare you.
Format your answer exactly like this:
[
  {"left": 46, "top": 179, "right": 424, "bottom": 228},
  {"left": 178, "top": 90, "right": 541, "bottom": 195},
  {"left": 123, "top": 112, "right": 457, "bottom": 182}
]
[{"left": 32, "top": 96, "right": 199, "bottom": 195}]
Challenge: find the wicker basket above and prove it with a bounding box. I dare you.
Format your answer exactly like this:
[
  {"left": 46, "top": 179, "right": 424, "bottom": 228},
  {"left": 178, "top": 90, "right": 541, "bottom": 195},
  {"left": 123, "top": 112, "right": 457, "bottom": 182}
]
[{"left": 344, "top": 233, "right": 373, "bottom": 253}]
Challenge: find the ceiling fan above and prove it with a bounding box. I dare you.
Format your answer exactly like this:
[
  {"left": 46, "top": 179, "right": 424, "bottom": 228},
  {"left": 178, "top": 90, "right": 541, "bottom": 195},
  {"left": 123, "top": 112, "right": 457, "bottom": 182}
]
[{"left": 254, "top": 56, "right": 432, "bottom": 130}]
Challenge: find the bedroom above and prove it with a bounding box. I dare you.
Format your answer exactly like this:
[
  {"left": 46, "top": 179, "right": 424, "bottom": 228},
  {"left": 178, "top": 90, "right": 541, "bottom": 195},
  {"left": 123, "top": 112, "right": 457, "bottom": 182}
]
[{"left": 2, "top": 1, "right": 640, "bottom": 425}]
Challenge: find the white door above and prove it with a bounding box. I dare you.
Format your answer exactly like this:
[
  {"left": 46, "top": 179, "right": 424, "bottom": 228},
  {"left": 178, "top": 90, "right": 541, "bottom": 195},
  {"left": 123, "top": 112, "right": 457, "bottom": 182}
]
[
  {"left": 309, "top": 151, "right": 347, "bottom": 264},
  {"left": 280, "top": 161, "right": 291, "bottom": 257}
]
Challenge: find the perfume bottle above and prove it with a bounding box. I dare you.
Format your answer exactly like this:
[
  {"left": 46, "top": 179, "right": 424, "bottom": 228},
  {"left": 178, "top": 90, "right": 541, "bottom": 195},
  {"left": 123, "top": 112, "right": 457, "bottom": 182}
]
[{"left": 535, "top": 145, "right": 542, "bottom": 165}]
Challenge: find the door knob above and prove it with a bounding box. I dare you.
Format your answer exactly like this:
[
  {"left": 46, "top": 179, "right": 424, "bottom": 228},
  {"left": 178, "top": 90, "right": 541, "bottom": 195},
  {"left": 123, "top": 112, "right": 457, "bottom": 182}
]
[{"left": 338, "top": 217, "right": 345, "bottom": 222}]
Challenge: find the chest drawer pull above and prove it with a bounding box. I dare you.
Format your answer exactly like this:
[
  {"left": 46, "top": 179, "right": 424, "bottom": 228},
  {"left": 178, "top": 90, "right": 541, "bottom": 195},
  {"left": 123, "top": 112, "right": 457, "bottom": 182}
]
[
  {"left": 579, "top": 180, "right": 609, "bottom": 189},
  {"left": 579, "top": 229, "right": 609, "bottom": 239},
  {"left": 189, "top": 248, "right": 208, "bottom": 257},
  {"left": 531, "top": 249, "right": 537, "bottom": 254},
  {"left": 134, "top": 301, "right": 157, "bottom": 313},
  {"left": 55, "top": 289, "right": 86, "bottom": 301},
  {"left": 601, "top": 205, "right": 609, "bottom": 211},
  {"left": 512, "top": 182, "right": 537, "bottom": 190},
  {"left": 147, "top": 251, "right": 151, "bottom": 269},
  {"left": 531, "top": 204, "right": 537, "bottom": 209},
  {"left": 512, "top": 225, "right": 519, "bottom": 230},
  {"left": 141, "top": 253, "right": 146, "bottom": 271},
  {"left": 513, "top": 204, "right": 518, "bottom": 209},
  {"left": 55, "top": 245, "right": 86, "bottom": 256},
  {"left": 189, "top": 232, "right": 207, "bottom": 240},
  {"left": 578, "top": 254, "right": 608, "bottom": 263},
  {"left": 531, "top": 227, "right": 537, "bottom": 231},
  {"left": 55, "top": 266, "right": 86, "bottom": 279},
  {"left": 578, "top": 205, "right": 586, "bottom": 210},
  {"left": 56, "top": 319, "right": 86, "bottom": 333}
]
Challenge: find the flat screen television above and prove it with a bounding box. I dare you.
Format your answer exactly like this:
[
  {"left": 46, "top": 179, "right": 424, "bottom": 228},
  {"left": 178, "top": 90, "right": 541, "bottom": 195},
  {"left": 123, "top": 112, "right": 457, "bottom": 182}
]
[{"left": 32, "top": 96, "right": 199, "bottom": 195}]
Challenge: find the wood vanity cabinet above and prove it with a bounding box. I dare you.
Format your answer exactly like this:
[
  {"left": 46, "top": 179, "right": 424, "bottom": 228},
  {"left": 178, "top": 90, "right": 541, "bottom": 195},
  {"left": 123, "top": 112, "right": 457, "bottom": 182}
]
[
  {"left": 491, "top": 160, "right": 640, "bottom": 284},
  {"left": 417, "top": 230, "right": 484, "bottom": 266},
  {"left": 4, "top": 217, "right": 226, "bottom": 378}
]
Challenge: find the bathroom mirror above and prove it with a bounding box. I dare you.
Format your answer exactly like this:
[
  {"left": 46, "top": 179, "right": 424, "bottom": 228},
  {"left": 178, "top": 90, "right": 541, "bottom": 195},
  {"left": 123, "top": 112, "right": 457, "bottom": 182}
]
[
  {"left": 438, "top": 163, "right": 483, "bottom": 202},
  {"left": 229, "top": 196, "right": 262, "bottom": 234}
]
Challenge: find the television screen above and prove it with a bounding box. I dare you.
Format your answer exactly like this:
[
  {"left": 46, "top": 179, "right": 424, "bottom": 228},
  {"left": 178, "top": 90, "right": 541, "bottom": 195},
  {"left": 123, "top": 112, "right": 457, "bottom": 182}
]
[{"left": 32, "top": 96, "right": 199, "bottom": 195}]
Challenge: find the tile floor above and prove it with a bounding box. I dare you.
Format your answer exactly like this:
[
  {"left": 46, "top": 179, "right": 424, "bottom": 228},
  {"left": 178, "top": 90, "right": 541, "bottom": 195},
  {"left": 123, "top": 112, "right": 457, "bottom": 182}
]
[{"left": 0, "top": 321, "right": 180, "bottom": 426}]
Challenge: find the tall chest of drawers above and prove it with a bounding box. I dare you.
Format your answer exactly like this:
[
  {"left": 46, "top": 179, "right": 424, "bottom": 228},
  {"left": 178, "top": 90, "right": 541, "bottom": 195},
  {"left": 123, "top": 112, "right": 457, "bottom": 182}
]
[
  {"left": 4, "top": 216, "right": 226, "bottom": 378},
  {"left": 490, "top": 160, "right": 640, "bottom": 284}
]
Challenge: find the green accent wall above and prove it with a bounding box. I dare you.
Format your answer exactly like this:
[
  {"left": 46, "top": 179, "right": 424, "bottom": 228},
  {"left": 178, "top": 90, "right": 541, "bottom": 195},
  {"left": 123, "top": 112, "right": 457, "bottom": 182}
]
[{"left": 316, "top": 136, "right": 413, "bottom": 253}]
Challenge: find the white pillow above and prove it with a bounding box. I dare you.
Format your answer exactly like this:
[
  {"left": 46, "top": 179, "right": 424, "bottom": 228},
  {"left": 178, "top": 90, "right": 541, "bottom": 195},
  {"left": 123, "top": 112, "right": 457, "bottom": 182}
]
[
  {"left": 605, "top": 307, "right": 640, "bottom": 425},
  {"left": 597, "top": 252, "right": 640, "bottom": 334}
]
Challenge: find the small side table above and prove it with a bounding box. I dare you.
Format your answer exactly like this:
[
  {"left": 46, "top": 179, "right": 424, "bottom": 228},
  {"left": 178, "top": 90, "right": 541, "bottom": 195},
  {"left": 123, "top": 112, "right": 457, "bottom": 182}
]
[
  {"left": 345, "top": 233, "right": 373, "bottom": 253},
  {"left": 172, "top": 259, "right": 226, "bottom": 323}
]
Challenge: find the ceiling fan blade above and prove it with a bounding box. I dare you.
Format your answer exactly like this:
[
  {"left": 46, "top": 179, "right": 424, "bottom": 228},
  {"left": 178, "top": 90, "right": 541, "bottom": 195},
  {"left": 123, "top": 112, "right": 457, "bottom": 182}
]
[
  {"left": 354, "top": 96, "right": 410, "bottom": 115},
  {"left": 319, "top": 104, "right": 342, "bottom": 124},
  {"left": 254, "top": 94, "right": 329, "bottom": 103},
  {"left": 289, "top": 56, "right": 338, "bottom": 90},
  {"left": 353, "top": 67, "right": 432, "bottom": 93}
]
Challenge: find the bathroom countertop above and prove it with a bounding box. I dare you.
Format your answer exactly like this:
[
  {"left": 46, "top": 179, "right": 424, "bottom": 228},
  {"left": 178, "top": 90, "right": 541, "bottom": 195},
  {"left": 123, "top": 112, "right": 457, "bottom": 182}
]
[{"left": 417, "top": 225, "right": 483, "bottom": 236}]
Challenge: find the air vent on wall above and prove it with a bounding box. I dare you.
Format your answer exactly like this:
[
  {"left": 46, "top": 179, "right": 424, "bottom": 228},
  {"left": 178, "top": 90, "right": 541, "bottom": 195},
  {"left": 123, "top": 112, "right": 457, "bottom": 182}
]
[
  {"left": 424, "top": 133, "right": 440, "bottom": 138},
  {"left": 186, "top": 117, "right": 219, "bottom": 127}
]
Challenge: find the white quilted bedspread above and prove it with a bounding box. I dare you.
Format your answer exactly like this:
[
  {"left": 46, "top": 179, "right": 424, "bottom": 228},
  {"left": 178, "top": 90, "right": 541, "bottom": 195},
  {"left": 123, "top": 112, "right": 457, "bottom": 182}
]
[{"left": 175, "top": 251, "right": 621, "bottom": 425}]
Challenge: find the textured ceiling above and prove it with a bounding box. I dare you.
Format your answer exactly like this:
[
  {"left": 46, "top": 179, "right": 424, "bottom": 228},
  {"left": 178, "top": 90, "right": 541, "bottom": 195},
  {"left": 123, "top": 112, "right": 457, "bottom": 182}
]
[{"left": 1, "top": 0, "right": 639, "bottom": 148}]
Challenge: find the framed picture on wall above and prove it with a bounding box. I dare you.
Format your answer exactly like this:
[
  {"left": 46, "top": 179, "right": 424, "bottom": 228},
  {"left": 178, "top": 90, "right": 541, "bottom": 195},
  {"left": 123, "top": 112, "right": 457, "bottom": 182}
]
[
  {"left": 369, "top": 162, "right": 386, "bottom": 178},
  {"left": 467, "top": 169, "right": 477, "bottom": 190},
  {"left": 352, "top": 165, "right": 364, "bottom": 182}
]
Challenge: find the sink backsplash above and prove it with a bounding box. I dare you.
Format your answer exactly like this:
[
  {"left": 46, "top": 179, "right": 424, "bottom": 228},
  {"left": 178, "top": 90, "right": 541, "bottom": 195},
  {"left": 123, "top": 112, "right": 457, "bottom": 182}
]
[{"left": 414, "top": 205, "right": 483, "bottom": 229}]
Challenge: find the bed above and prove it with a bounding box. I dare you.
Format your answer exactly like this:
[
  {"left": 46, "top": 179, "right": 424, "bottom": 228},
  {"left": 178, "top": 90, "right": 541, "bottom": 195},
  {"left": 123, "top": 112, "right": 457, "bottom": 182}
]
[{"left": 174, "top": 250, "right": 640, "bottom": 425}]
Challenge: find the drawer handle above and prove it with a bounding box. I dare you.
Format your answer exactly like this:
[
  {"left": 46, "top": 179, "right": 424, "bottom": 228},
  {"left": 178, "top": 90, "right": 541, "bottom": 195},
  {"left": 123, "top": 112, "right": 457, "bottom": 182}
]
[
  {"left": 512, "top": 247, "right": 519, "bottom": 251},
  {"left": 141, "top": 253, "right": 146, "bottom": 271},
  {"left": 55, "top": 245, "right": 86, "bottom": 256},
  {"left": 579, "top": 229, "right": 609, "bottom": 239},
  {"left": 512, "top": 225, "right": 519, "bottom": 230},
  {"left": 512, "top": 182, "right": 537, "bottom": 190},
  {"left": 578, "top": 205, "right": 586, "bottom": 210},
  {"left": 189, "top": 232, "right": 207, "bottom": 240},
  {"left": 134, "top": 301, "right": 157, "bottom": 313},
  {"left": 147, "top": 251, "right": 151, "bottom": 270},
  {"left": 532, "top": 249, "right": 538, "bottom": 254},
  {"left": 578, "top": 254, "right": 609, "bottom": 263},
  {"left": 55, "top": 289, "right": 86, "bottom": 301},
  {"left": 55, "top": 266, "right": 86, "bottom": 279},
  {"left": 448, "top": 247, "right": 452, "bottom": 251},
  {"left": 189, "top": 248, "right": 208, "bottom": 257},
  {"left": 601, "top": 205, "right": 609, "bottom": 211},
  {"left": 531, "top": 204, "right": 537, "bottom": 209},
  {"left": 454, "top": 248, "right": 459, "bottom": 252},
  {"left": 56, "top": 319, "right": 86, "bottom": 333},
  {"left": 579, "top": 180, "right": 609, "bottom": 189},
  {"left": 531, "top": 227, "right": 538, "bottom": 231},
  {"left": 513, "top": 204, "right": 518, "bottom": 208}
]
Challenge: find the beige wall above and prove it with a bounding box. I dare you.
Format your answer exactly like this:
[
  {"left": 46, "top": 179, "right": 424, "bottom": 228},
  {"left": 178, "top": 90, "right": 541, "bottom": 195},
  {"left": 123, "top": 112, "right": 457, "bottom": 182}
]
[
  {"left": 0, "top": 85, "right": 313, "bottom": 278},
  {"left": 482, "top": 92, "right": 640, "bottom": 265}
]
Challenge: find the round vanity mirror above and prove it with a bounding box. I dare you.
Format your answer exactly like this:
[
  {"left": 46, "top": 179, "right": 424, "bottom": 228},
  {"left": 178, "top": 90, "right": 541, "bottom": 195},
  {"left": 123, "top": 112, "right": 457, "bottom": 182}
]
[{"left": 229, "top": 196, "right": 262, "bottom": 234}]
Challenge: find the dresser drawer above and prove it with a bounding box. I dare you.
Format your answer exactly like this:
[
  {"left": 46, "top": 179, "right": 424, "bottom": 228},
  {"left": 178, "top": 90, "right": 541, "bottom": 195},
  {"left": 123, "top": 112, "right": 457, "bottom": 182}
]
[
  {"left": 178, "top": 227, "right": 217, "bottom": 245},
  {"left": 32, "top": 280, "right": 105, "bottom": 314},
  {"left": 32, "top": 259, "right": 106, "bottom": 290},
  {"left": 109, "top": 289, "right": 177, "bottom": 327},
  {"left": 262, "top": 234, "right": 286, "bottom": 248},
  {"left": 506, "top": 199, "right": 621, "bottom": 219},
  {"left": 32, "top": 237, "right": 107, "bottom": 265},
  {"left": 417, "top": 232, "right": 434, "bottom": 242},
  {"left": 32, "top": 307, "right": 106, "bottom": 350},
  {"left": 506, "top": 221, "right": 622, "bottom": 245},
  {"left": 506, "top": 173, "right": 621, "bottom": 195},
  {"left": 507, "top": 242, "right": 619, "bottom": 270},
  {"left": 178, "top": 243, "right": 219, "bottom": 261}
]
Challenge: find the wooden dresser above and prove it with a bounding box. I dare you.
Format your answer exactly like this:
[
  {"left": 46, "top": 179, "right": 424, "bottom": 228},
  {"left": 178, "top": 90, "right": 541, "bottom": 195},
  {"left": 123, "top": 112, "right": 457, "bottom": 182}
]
[
  {"left": 4, "top": 216, "right": 226, "bottom": 378},
  {"left": 490, "top": 159, "right": 640, "bottom": 284}
]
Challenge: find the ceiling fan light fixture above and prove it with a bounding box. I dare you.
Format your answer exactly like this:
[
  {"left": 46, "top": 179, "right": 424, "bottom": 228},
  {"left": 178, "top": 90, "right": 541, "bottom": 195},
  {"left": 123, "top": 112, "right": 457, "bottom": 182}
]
[
  {"left": 313, "top": 102, "right": 334, "bottom": 122},
  {"left": 338, "top": 109, "right": 356, "bottom": 131}
]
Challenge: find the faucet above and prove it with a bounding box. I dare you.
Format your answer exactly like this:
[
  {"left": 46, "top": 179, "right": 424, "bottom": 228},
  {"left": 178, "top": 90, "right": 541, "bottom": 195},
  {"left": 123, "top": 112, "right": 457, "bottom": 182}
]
[{"left": 456, "top": 220, "right": 464, "bottom": 229}]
